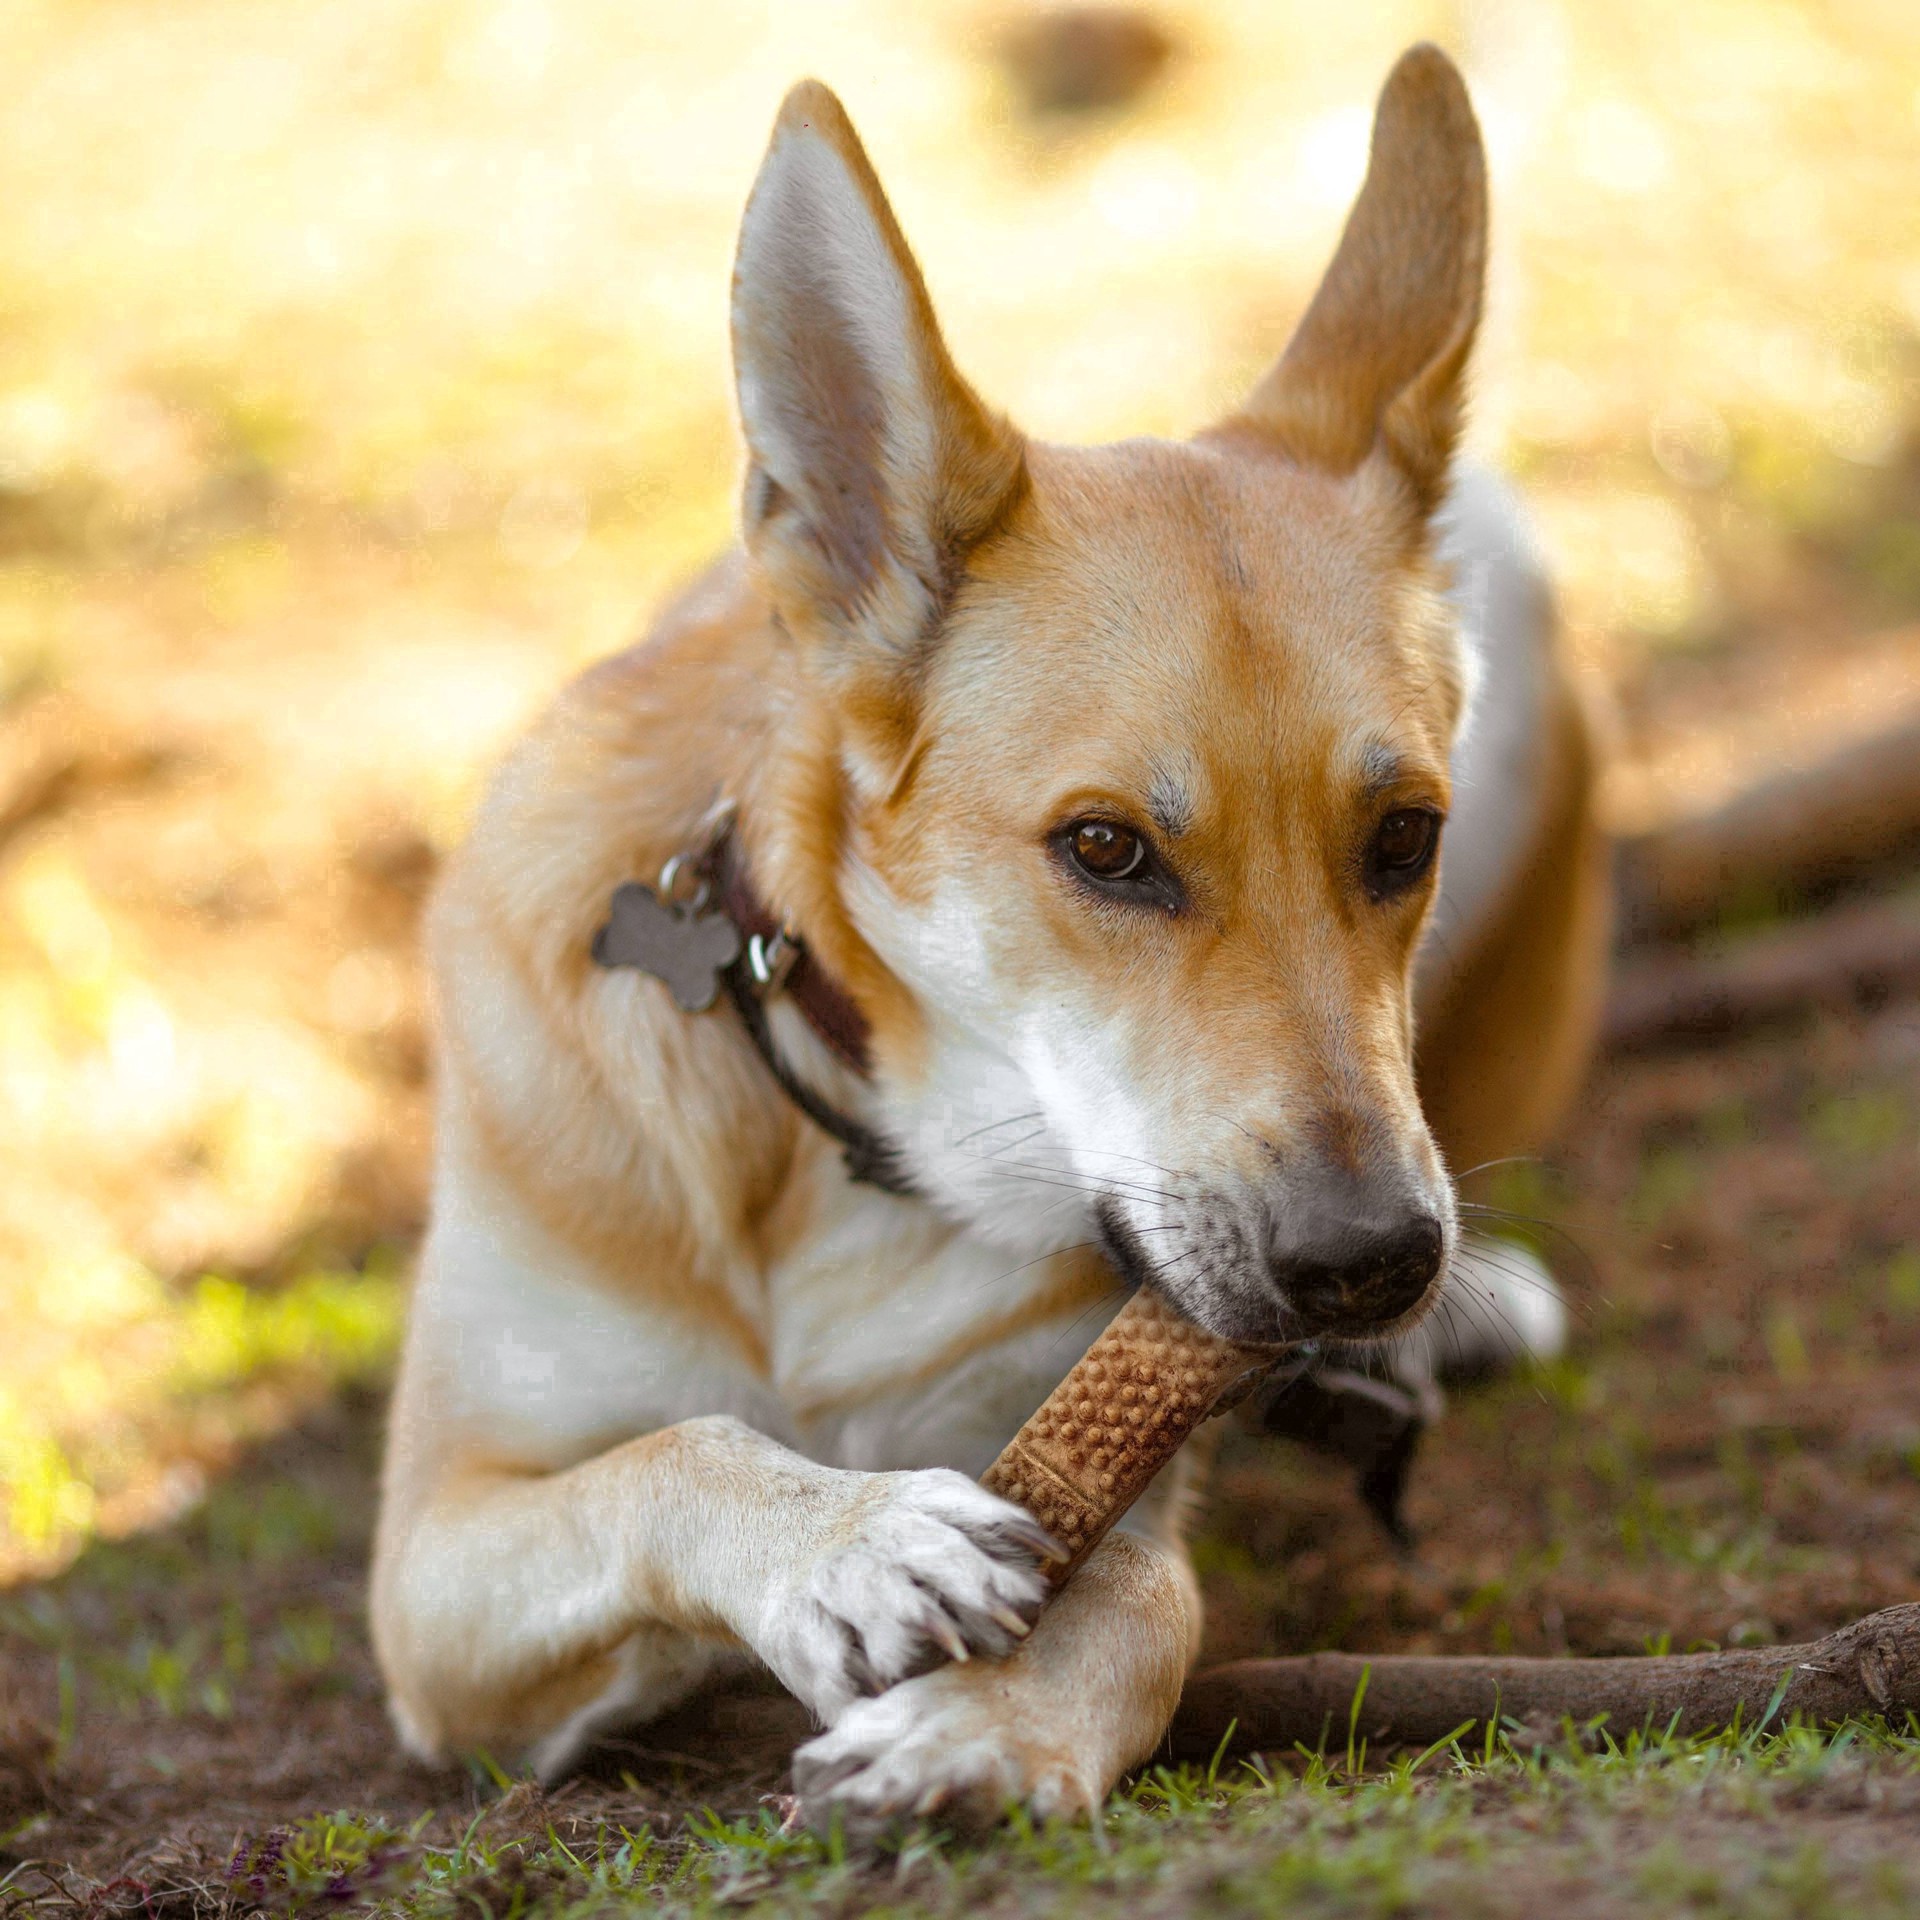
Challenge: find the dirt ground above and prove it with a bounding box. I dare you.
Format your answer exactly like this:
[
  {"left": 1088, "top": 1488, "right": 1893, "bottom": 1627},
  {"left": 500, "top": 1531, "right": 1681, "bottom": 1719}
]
[{"left": 7, "top": 975, "right": 1920, "bottom": 1904}]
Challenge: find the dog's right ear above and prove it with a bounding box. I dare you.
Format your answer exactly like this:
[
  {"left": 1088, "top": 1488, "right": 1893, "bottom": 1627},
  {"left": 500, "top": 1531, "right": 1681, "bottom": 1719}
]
[{"left": 731, "top": 83, "right": 1026, "bottom": 676}]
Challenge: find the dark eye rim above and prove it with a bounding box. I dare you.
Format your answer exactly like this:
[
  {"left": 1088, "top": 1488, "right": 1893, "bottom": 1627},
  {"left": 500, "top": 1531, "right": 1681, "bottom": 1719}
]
[
  {"left": 1051, "top": 816, "right": 1185, "bottom": 913},
  {"left": 1362, "top": 806, "right": 1444, "bottom": 899}
]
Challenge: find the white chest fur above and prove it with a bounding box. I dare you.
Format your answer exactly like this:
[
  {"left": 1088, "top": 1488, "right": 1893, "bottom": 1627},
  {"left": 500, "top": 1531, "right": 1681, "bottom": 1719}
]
[{"left": 764, "top": 1145, "right": 1121, "bottom": 1471}]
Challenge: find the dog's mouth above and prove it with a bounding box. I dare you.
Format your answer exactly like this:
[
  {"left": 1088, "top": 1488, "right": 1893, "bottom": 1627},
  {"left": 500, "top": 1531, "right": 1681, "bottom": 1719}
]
[
  {"left": 1092, "top": 1192, "right": 1304, "bottom": 1346},
  {"left": 1283, "top": 1279, "right": 1441, "bottom": 1346},
  {"left": 1092, "top": 1194, "right": 1157, "bottom": 1294},
  {"left": 1091, "top": 1191, "right": 1447, "bottom": 1349}
]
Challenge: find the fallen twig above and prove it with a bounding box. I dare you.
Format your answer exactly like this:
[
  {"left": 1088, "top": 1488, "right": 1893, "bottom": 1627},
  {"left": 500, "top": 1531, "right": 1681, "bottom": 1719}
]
[
  {"left": 1168, "top": 1602, "right": 1920, "bottom": 1759},
  {"left": 1617, "top": 710, "right": 1920, "bottom": 941},
  {"left": 1603, "top": 895, "right": 1920, "bottom": 1050}
]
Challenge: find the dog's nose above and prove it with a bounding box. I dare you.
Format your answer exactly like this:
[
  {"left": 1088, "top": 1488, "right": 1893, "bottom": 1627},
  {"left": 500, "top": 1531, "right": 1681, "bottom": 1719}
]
[{"left": 1274, "top": 1212, "right": 1443, "bottom": 1336}]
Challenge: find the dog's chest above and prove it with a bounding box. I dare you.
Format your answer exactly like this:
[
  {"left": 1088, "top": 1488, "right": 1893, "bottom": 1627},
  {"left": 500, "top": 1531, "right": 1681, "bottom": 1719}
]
[{"left": 762, "top": 1156, "right": 1119, "bottom": 1474}]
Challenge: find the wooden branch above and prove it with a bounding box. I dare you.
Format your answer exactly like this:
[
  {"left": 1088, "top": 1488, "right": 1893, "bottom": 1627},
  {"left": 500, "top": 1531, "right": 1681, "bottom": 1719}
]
[
  {"left": 1617, "top": 713, "right": 1920, "bottom": 941},
  {"left": 1168, "top": 1603, "right": 1920, "bottom": 1759},
  {"left": 1603, "top": 895, "right": 1920, "bottom": 1050}
]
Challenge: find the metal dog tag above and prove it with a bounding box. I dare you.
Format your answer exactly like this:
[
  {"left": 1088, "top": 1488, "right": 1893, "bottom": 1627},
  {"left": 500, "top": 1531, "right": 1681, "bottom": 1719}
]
[{"left": 591, "top": 880, "right": 743, "bottom": 1013}]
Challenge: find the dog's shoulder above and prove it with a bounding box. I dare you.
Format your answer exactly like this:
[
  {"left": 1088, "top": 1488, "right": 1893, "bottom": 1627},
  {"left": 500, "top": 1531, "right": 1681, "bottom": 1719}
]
[
  {"left": 437, "top": 549, "right": 777, "bottom": 962},
  {"left": 420, "top": 551, "right": 806, "bottom": 1341}
]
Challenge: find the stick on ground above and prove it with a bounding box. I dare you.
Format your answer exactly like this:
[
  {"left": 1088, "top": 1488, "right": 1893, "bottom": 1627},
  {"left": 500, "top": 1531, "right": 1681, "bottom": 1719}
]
[
  {"left": 1604, "top": 895, "right": 1920, "bottom": 1050},
  {"left": 1168, "top": 1603, "right": 1920, "bottom": 1758},
  {"left": 1617, "top": 707, "right": 1920, "bottom": 939}
]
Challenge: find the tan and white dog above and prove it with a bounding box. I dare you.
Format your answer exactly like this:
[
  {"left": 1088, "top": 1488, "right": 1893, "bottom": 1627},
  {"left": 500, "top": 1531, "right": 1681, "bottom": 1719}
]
[{"left": 371, "top": 45, "right": 1610, "bottom": 1832}]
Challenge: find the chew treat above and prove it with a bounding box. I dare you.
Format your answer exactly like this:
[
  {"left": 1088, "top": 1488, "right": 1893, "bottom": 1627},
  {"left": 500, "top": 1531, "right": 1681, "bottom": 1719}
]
[{"left": 982, "top": 1288, "right": 1285, "bottom": 1586}]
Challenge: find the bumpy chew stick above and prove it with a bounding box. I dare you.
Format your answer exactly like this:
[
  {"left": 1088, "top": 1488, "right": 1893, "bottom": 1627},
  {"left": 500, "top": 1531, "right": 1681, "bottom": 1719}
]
[{"left": 982, "top": 1289, "right": 1284, "bottom": 1586}]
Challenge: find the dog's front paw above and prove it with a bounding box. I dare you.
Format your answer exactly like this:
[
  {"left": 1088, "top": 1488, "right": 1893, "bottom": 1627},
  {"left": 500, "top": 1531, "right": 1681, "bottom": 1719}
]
[
  {"left": 793, "top": 1665, "right": 1100, "bottom": 1841},
  {"left": 758, "top": 1469, "right": 1055, "bottom": 1723}
]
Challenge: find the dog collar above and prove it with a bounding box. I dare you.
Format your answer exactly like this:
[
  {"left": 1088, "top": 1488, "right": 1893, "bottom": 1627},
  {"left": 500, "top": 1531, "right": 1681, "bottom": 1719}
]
[{"left": 591, "top": 833, "right": 914, "bottom": 1196}]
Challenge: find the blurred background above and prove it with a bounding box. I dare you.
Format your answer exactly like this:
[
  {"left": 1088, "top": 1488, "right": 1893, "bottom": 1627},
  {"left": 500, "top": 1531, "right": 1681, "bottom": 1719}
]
[{"left": 2, "top": 0, "right": 1918, "bottom": 1590}]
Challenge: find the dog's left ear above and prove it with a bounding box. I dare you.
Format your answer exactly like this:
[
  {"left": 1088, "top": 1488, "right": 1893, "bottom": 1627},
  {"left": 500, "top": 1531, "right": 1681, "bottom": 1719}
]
[
  {"left": 1212, "top": 44, "right": 1486, "bottom": 518},
  {"left": 731, "top": 83, "right": 1027, "bottom": 675}
]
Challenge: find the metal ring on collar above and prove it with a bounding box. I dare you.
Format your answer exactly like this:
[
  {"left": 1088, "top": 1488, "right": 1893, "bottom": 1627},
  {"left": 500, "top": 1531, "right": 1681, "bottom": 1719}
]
[
  {"left": 658, "top": 852, "right": 711, "bottom": 914},
  {"left": 747, "top": 929, "right": 798, "bottom": 995}
]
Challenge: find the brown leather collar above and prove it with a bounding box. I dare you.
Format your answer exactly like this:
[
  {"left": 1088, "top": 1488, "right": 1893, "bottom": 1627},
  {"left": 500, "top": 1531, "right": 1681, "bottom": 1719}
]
[
  {"left": 706, "top": 833, "right": 911, "bottom": 1195},
  {"left": 712, "top": 839, "right": 874, "bottom": 1077}
]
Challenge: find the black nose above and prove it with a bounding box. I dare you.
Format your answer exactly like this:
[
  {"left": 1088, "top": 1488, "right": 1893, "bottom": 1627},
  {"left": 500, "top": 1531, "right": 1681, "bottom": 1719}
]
[{"left": 1276, "top": 1213, "right": 1443, "bottom": 1336}]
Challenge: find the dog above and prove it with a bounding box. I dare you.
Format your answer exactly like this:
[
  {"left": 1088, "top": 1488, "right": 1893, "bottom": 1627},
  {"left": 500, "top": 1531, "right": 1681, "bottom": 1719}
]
[{"left": 371, "top": 43, "right": 1610, "bottom": 1833}]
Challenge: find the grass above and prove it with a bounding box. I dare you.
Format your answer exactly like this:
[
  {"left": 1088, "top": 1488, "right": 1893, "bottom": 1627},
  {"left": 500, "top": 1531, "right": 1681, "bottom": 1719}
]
[
  {"left": 0, "top": 1258, "right": 403, "bottom": 1581},
  {"left": 34, "top": 1718, "right": 1916, "bottom": 1919}
]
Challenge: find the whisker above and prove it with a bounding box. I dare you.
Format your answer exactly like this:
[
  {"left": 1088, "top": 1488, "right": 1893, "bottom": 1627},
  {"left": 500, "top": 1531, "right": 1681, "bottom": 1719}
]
[
  {"left": 952, "top": 1111, "right": 1046, "bottom": 1149},
  {"left": 979, "top": 1156, "right": 1183, "bottom": 1207},
  {"left": 969, "top": 1239, "right": 1101, "bottom": 1296},
  {"left": 1199, "top": 1108, "right": 1277, "bottom": 1156},
  {"left": 1452, "top": 1237, "right": 1569, "bottom": 1297},
  {"left": 983, "top": 1124, "right": 1053, "bottom": 1161},
  {"left": 985, "top": 1166, "right": 1180, "bottom": 1211},
  {"left": 1063, "top": 1146, "right": 1191, "bottom": 1183},
  {"left": 1451, "top": 1249, "right": 1571, "bottom": 1305},
  {"left": 1452, "top": 1154, "right": 1544, "bottom": 1183},
  {"left": 1439, "top": 1256, "right": 1556, "bottom": 1361},
  {"left": 1455, "top": 1206, "right": 1604, "bottom": 1298},
  {"left": 1047, "top": 1282, "right": 1138, "bottom": 1360}
]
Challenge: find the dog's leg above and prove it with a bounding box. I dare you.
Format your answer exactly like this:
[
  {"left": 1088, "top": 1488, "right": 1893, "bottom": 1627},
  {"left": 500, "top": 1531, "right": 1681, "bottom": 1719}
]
[
  {"left": 372, "top": 1415, "right": 1056, "bottom": 1776},
  {"left": 789, "top": 1478, "right": 1201, "bottom": 1837}
]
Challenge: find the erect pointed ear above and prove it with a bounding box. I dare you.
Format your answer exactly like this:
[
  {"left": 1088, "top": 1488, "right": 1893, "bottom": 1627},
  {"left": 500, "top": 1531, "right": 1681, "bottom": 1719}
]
[
  {"left": 731, "top": 82, "right": 1027, "bottom": 667},
  {"left": 1212, "top": 44, "right": 1486, "bottom": 516}
]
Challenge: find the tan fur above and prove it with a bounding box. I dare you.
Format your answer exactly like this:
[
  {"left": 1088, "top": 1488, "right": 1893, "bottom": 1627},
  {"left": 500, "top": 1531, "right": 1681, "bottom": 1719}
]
[
  {"left": 1417, "top": 668, "right": 1611, "bottom": 1177},
  {"left": 1219, "top": 45, "right": 1486, "bottom": 512},
  {"left": 373, "top": 46, "right": 1608, "bottom": 1831}
]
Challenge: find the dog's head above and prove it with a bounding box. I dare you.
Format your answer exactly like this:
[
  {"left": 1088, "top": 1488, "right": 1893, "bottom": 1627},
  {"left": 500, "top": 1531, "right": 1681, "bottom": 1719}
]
[{"left": 731, "top": 48, "right": 1486, "bottom": 1347}]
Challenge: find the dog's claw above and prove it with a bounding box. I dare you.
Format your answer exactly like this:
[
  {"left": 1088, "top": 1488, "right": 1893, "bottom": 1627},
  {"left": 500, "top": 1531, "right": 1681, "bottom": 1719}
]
[
  {"left": 914, "top": 1783, "right": 950, "bottom": 1818},
  {"left": 1008, "top": 1520, "right": 1069, "bottom": 1564},
  {"left": 928, "top": 1616, "right": 970, "bottom": 1663},
  {"left": 988, "top": 1603, "right": 1032, "bottom": 1638},
  {"left": 759, "top": 1792, "right": 804, "bottom": 1836}
]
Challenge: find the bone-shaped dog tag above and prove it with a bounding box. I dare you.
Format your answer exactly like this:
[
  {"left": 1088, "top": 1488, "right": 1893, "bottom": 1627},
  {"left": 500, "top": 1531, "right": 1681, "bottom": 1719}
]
[{"left": 591, "top": 881, "right": 743, "bottom": 1012}]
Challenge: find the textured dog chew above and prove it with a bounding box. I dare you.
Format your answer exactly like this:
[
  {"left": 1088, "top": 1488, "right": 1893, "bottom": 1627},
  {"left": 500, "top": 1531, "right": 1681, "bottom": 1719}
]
[{"left": 981, "top": 1288, "right": 1282, "bottom": 1585}]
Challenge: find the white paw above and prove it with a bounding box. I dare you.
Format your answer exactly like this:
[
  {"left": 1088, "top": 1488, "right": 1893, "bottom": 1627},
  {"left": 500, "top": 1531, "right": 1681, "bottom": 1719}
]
[
  {"left": 758, "top": 1469, "right": 1056, "bottom": 1724},
  {"left": 793, "top": 1664, "right": 1098, "bottom": 1840}
]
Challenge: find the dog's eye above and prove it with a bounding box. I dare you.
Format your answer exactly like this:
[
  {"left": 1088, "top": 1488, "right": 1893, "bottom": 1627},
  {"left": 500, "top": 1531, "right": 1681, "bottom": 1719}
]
[
  {"left": 1054, "top": 817, "right": 1186, "bottom": 914},
  {"left": 1366, "top": 808, "right": 1440, "bottom": 893},
  {"left": 1069, "top": 820, "right": 1146, "bottom": 880}
]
